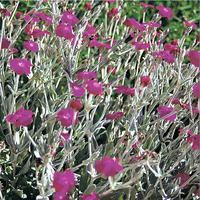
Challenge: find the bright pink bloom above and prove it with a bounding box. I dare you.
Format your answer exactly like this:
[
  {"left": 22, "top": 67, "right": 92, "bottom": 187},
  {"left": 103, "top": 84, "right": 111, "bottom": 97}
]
[
  {"left": 170, "top": 39, "right": 178, "bottom": 46},
  {"left": 24, "top": 40, "right": 39, "bottom": 52},
  {"left": 59, "top": 132, "right": 70, "bottom": 147},
  {"left": 188, "top": 50, "right": 200, "bottom": 68},
  {"left": 75, "top": 71, "right": 97, "bottom": 80},
  {"left": 114, "top": 85, "right": 135, "bottom": 96},
  {"left": 61, "top": 11, "right": 79, "bottom": 27},
  {"left": 1, "top": 38, "right": 10, "bottom": 49},
  {"left": 196, "top": 34, "right": 200, "bottom": 42},
  {"left": 25, "top": 24, "right": 31, "bottom": 34},
  {"left": 15, "top": 12, "right": 22, "bottom": 19},
  {"left": 105, "top": 0, "right": 115, "bottom": 3},
  {"left": 156, "top": 4, "right": 173, "bottom": 19},
  {"left": 84, "top": 3, "right": 92, "bottom": 11},
  {"left": 35, "top": 12, "right": 53, "bottom": 23},
  {"left": 23, "top": 14, "right": 41, "bottom": 22},
  {"left": 31, "top": 29, "right": 51, "bottom": 39},
  {"left": 193, "top": 84, "right": 200, "bottom": 98},
  {"left": 140, "top": 75, "right": 150, "bottom": 87},
  {"left": 56, "top": 24, "right": 75, "bottom": 40},
  {"left": 9, "top": 58, "right": 34, "bottom": 75},
  {"left": 131, "top": 41, "right": 150, "bottom": 51},
  {"left": 95, "top": 157, "right": 123, "bottom": 177},
  {"left": 83, "top": 80, "right": 102, "bottom": 96},
  {"left": 70, "top": 99, "right": 82, "bottom": 111},
  {"left": 8, "top": 48, "right": 18, "bottom": 54},
  {"left": 6, "top": 107, "right": 34, "bottom": 127},
  {"left": 178, "top": 127, "right": 193, "bottom": 136},
  {"left": 53, "top": 170, "right": 76, "bottom": 194},
  {"left": 175, "top": 173, "right": 190, "bottom": 189},
  {"left": 68, "top": 82, "right": 85, "bottom": 97},
  {"left": 89, "top": 39, "right": 111, "bottom": 49},
  {"left": 54, "top": 193, "right": 71, "bottom": 200},
  {"left": 123, "top": 18, "right": 147, "bottom": 32},
  {"left": 170, "top": 97, "right": 180, "bottom": 105},
  {"left": 105, "top": 112, "right": 124, "bottom": 120},
  {"left": 187, "top": 135, "right": 200, "bottom": 150},
  {"left": 56, "top": 108, "right": 79, "bottom": 127},
  {"left": 82, "top": 26, "right": 96, "bottom": 38},
  {"left": 184, "top": 104, "right": 199, "bottom": 114},
  {"left": 108, "top": 65, "right": 116, "bottom": 74},
  {"left": 108, "top": 8, "right": 119, "bottom": 18},
  {"left": 164, "top": 43, "right": 179, "bottom": 54},
  {"left": 183, "top": 20, "right": 197, "bottom": 29},
  {"left": 197, "top": 190, "right": 200, "bottom": 197},
  {"left": 0, "top": 8, "right": 11, "bottom": 17},
  {"left": 132, "top": 142, "right": 139, "bottom": 150},
  {"left": 157, "top": 106, "right": 177, "bottom": 121},
  {"left": 152, "top": 51, "right": 175, "bottom": 63},
  {"left": 80, "top": 191, "right": 100, "bottom": 200},
  {"left": 143, "top": 22, "right": 161, "bottom": 27},
  {"left": 139, "top": 2, "right": 154, "bottom": 8}
]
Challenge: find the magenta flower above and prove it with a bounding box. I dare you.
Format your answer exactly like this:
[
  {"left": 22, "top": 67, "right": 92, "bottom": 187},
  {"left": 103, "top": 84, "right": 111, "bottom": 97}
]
[
  {"left": 114, "top": 85, "right": 135, "bottom": 96},
  {"left": 108, "top": 8, "right": 119, "bottom": 19},
  {"left": 193, "top": 84, "right": 200, "bottom": 98},
  {"left": 84, "top": 3, "right": 92, "bottom": 11},
  {"left": 24, "top": 24, "right": 31, "bottom": 34},
  {"left": 123, "top": 18, "right": 146, "bottom": 32},
  {"left": 53, "top": 170, "right": 76, "bottom": 194},
  {"left": 68, "top": 82, "right": 85, "bottom": 97},
  {"left": 132, "top": 142, "right": 139, "bottom": 150},
  {"left": 164, "top": 43, "right": 179, "bottom": 55},
  {"left": 188, "top": 50, "right": 200, "bottom": 68},
  {"left": 56, "top": 108, "right": 79, "bottom": 127},
  {"left": 131, "top": 41, "right": 150, "bottom": 51},
  {"left": 23, "top": 14, "right": 41, "bottom": 22},
  {"left": 75, "top": 71, "right": 97, "bottom": 80},
  {"left": 80, "top": 191, "right": 100, "bottom": 200},
  {"left": 105, "top": 112, "right": 124, "bottom": 120},
  {"left": 1, "top": 38, "right": 10, "bottom": 49},
  {"left": 143, "top": 22, "right": 161, "bottom": 28},
  {"left": 89, "top": 39, "right": 111, "bottom": 49},
  {"left": 0, "top": 8, "right": 11, "bottom": 17},
  {"left": 108, "top": 65, "right": 116, "bottom": 74},
  {"left": 139, "top": 2, "right": 154, "bottom": 8},
  {"left": 95, "top": 157, "right": 123, "bottom": 177},
  {"left": 170, "top": 97, "right": 180, "bottom": 105},
  {"left": 6, "top": 107, "right": 34, "bottom": 127},
  {"left": 54, "top": 193, "right": 71, "bottom": 200},
  {"left": 175, "top": 173, "right": 190, "bottom": 189},
  {"left": 105, "top": 0, "right": 115, "bottom": 3},
  {"left": 140, "top": 75, "right": 150, "bottom": 87},
  {"left": 196, "top": 34, "right": 200, "bottom": 42},
  {"left": 197, "top": 190, "right": 200, "bottom": 197},
  {"left": 184, "top": 104, "right": 200, "bottom": 114},
  {"left": 23, "top": 40, "right": 39, "bottom": 53},
  {"left": 170, "top": 39, "right": 178, "bottom": 46},
  {"left": 178, "top": 127, "right": 193, "bottom": 136},
  {"left": 183, "top": 20, "right": 197, "bottom": 29},
  {"left": 70, "top": 99, "right": 82, "bottom": 111},
  {"left": 61, "top": 11, "right": 79, "bottom": 27},
  {"left": 157, "top": 106, "right": 177, "bottom": 121},
  {"left": 59, "top": 132, "right": 70, "bottom": 147},
  {"left": 31, "top": 29, "right": 51, "bottom": 39},
  {"left": 15, "top": 12, "right": 22, "bottom": 19},
  {"left": 9, "top": 58, "right": 34, "bottom": 75},
  {"left": 56, "top": 24, "right": 75, "bottom": 40},
  {"left": 35, "top": 12, "right": 53, "bottom": 24},
  {"left": 83, "top": 80, "right": 102, "bottom": 96},
  {"left": 156, "top": 4, "right": 173, "bottom": 19},
  {"left": 152, "top": 51, "right": 175, "bottom": 63},
  {"left": 82, "top": 25, "right": 96, "bottom": 38}
]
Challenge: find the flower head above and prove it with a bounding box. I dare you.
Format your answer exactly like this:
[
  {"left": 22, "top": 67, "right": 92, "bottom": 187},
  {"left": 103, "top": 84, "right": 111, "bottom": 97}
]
[
  {"left": 170, "top": 39, "right": 178, "bottom": 46},
  {"left": 70, "top": 99, "right": 82, "bottom": 111},
  {"left": 108, "top": 8, "right": 119, "bottom": 18},
  {"left": 6, "top": 107, "right": 34, "bottom": 127},
  {"left": 1, "top": 38, "right": 10, "bottom": 49},
  {"left": 61, "top": 11, "right": 79, "bottom": 27},
  {"left": 139, "top": 2, "right": 154, "bottom": 8},
  {"left": 54, "top": 193, "right": 71, "bottom": 200},
  {"left": 80, "top": 191, "right": 100, "bottom": 200},
  {"left": 156, "top": 4, "right": 173, "bottom": 19},
  {"left": 108, "top": 65, "right": 116, "bottom": 74},
  {"left": 164, "top": 43, "right": 179, "bottom": 54},
  {"left": 143, "top": 22, "right": 161, "bottom": 28},
  {"left": 175, "top": 173, "right": 190, "bottom": 189},
  {"left": 15, "top": 12, "right": 22, "bottom": 19},
  {"left": 188, "top": 50, "right": 200, "bottom": 68},
  {"left": 56, "top": 24, "right": 75, "bottom": 40},
  {"left": 178, "top": 127, "right": 193, "bottom": 136},
  {"left": 140, "top": 75, "right": 150, "bottom": 87},
  {"left": 193, "top": 84, "right": 200, "bottom": 98},
  {"left": 59, "top": 132, "right": 70, "bottom": 147},
  {"left": 105, "top": 0, "right": 115, "bottom": 3},
  {"left": 196, "top": 34, "right": 200, "bottom": 42},
  {"left": 35, "top": 12, "right": 53, "bottom": 24},
  {"left": 105, "top": 112, "right": 124, "bottom": 120},
  {"left": 53, "top": 170, "right": 76, "bottom": 194},
  {"left": 75, "top": 71, "right": 97, "bottom": 80},
  {"left": 157, "top": 106, "right": 177, "bottom": 121},
  {"left": 123, "top": 18, "right": 146, "bottom": 32},
  {"left": 23, "top": 14, "right": 41, "bottom": 22},
  {"left": 9, "top": 58, "right": 34, "bottom": 75},
  {"left": 95, "top": 157, "right": 123, "bottom": 177},
  {"left": 183, "top": 20, "right": 197, "bottom": 29},
  {"left": 24, "top": 40, "right": 39, "bottom": 52},
  {"left": 152, "top": 51, "right": 175, "bottom": 63},
  {"left": 114, "top": 85, "right": 135, "bottom": 96},
  {"left": 84, "top": 3, "right": 92, "bottom": 11},
  {"left": 68, "top": 82, "right": 85, "bottom": 97},
  {"left": 0, "top": 8, "right": 11, "bottom": 17},
  {"left": 131, "top": 41, "right": 150, "bottom": 51},
  {"left": 186, "top": 135, "right": 200, "bottom": 150},
  {"left": 83, "top": 80, "right": 102, "bottom": 96},
  {"left": 56, "top": 108, "right": 79, "bottom": 127}
]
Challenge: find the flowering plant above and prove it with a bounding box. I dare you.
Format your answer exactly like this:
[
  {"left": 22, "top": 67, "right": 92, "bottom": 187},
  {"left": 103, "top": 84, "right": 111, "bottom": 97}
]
[{"left": 0, "top": 1, "right": 199, "bottom": 200}]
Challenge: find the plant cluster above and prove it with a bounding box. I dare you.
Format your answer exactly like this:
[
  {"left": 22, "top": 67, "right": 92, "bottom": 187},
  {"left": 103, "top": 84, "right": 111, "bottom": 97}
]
[{"left": 0, "top": 0, "right": 199, "bottom": 200}]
